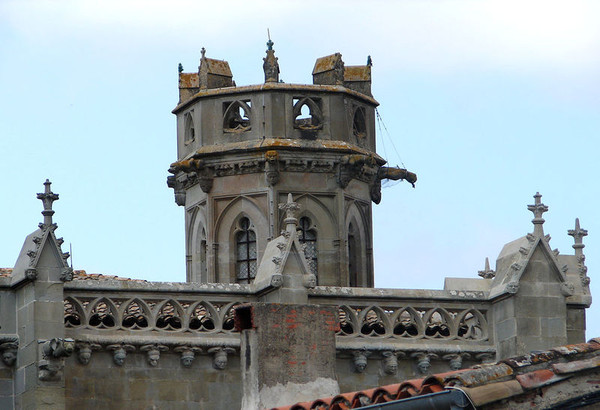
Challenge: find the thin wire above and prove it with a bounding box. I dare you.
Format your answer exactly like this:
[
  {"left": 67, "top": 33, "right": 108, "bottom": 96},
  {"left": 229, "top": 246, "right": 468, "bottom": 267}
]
[
  {"left": 376, "top": 108, "right": 407, "bottom": 169},
  {"left": 376, "top": 109, "right": 389, "bottom": 164}
]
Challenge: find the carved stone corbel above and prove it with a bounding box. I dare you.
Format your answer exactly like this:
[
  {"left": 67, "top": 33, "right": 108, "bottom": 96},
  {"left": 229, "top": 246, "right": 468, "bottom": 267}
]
[
  {"left": 0, "top": 342, "right": 18, "bottom": 367},
  {"left": 411, "top": 352, "right": 438, "bottom": 374},
  {"left": 75, "top": 342, "right": 101, "bottom": 365},
  {"left": 25, "top": 268, "right": 37, "bottom": 281},
  {"left": 60, "top": 267, "right": 74, "bottom": 282},
  {"left": 140, "top": 344, "right": 168, "bottom": 367},
  {"left": 207, "top": 347, "right": 235, "bottom": 370},
  {"left": 381, "top": 351, "right": 404, "bottom": 375},
  {"left": 352, "top": 349, "right": 371, "bottom": 373},
  {"left": 167, "top": 175, "right": 186, "bottom": 206},
  {"left": 107, "top": 344, "right": 135, "bottom": 366},
  {"left": 265, "top": 150, "right": 280, "bottom": 186},
  {"left": 173, "top": 346, "right": 202, "bottom": 368},
  {"left": 443, "top": 353, "right": 471, "bottom": 371}
]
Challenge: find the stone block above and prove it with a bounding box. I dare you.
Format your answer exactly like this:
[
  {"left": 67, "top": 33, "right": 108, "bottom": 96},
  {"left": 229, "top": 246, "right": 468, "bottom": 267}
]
[
  {"left": 0, "top": 396, "right": 14, "bottom": 410},
  {"left": 517, "top": 317, "right": 540, "bottom": 337},
  {"left": 493, "top": 299, "right": 514, "bottom": 323},
  {"left": 541, "top": 317, "right": 567, "bottom": 338},
  {"left": 495, "top": 318, "right": 517, "bottom": 341},
  {"left": 157, "top": 382, "right": 181, "bottom": 401}
]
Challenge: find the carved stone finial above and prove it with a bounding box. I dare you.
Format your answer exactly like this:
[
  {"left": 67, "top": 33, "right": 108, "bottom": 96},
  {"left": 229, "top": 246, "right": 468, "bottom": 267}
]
[
  {"left": 568, "top": 218, "right": 588, "bottom": 257},
  {"left": 478, "top": 257, "right": 496, "bottom": 279},
  {"left": 178, "top": 63, "right": 183, "bottom": 73},
  {"left": 263, "top": 40, "right": 280, "bottom": 83},
  {"left": 37, "top": 179, "right": 59, "bottom": 227},
  {"left": 367, "top": 55, "right": 372, "bottom": 66},
  {"left": 278, "top": 193, "right": 300, "bottom": 233},
  {"left": 527, "top": 192, "right": 548, "bottom": 237},
  {"left": 201, "top": 47, "right": 206, "bottom": 59}
]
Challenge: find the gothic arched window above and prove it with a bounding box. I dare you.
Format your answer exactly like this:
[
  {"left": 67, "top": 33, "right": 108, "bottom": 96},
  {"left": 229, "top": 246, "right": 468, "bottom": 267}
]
[
  {"left": 298, "top": 216, "right": 317, "bottom": 279},
  {"left": 236, "top": 217, "right": 257, "bottom": 283},
  {"left": 184, "top": 112, "right": 195, "bottom": 144},
  {"left": 348, "top": 222, "right": 359, "bottom": 287}
]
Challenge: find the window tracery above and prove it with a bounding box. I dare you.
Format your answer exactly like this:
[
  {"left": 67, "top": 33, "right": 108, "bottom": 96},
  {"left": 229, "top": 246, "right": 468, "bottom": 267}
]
[
  {"left": 236, "top": 217, "right": 257, "bottom": 283},
  {"left": 184, "top": 112, "right": 195, "bottom": 144},
  {"left": 223, "top": 100, "right": 251, "bottom": 133},
  {"left": 298, "top": 216, "right": 318, "bottom": 279}
]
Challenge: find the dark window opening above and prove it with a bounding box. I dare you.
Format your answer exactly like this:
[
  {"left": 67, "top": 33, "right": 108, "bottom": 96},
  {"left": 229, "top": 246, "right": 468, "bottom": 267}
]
[{"left": 236, "top": 217, "right": 257, "bottom": 283}]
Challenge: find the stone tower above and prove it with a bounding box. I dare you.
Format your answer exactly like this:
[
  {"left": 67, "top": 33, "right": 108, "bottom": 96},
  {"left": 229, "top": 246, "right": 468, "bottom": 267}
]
[{"left": 168, "top": 44, "right": 416, "bottom": 286}]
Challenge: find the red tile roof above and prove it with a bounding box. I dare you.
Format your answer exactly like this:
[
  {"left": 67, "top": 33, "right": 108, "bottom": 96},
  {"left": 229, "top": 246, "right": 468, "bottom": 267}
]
[{"left": 274, "top": 338, "right": 600, "bottom": 409}]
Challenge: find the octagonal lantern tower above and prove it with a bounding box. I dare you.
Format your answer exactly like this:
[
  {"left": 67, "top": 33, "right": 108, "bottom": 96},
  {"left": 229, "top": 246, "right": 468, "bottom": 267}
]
[{"left": 168, "top": 44, "right": 415, "bottom": 286}]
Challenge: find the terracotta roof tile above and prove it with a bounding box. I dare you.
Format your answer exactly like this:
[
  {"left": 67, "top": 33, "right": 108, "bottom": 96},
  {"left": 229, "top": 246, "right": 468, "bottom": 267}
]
[
  {"left": 274, "top": 338, "right": 600, "bottom": 410},
  {"left": 72, "top": 270, "right": 147, "bottom": 283},
  {"left": 0, "top": 268, "right": 12, "bottom": 277},
  {"left": 552, "top": 356, "right": 600, "bottom": 374},
  {"left": 515, "top": 369, "right": 567, "bottom": 389}
]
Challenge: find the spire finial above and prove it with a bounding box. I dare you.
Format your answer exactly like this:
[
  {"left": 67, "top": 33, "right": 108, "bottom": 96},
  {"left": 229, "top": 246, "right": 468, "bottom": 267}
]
[
  {"left": 568, "top": 218, "right": 588, "bottom": 257},
  {"left": 36, "top": 179, "right": 59, "bottom": 227},
  {"left": 367, "top": 55, "right": 372, "bottom": 66},
  {"left": 478, "top": 257, "right": 495, "bottom": 279},
  {"left": 527, "top": 192, "right": 548, "bottom": 237},
  {"left": 201, "top": 47, "right": 206, "bottom": 59},
  {"left": 263, "top": 30, "right": 280, "bottom": 83},
  {"left": 278, "top": 193, "right": 300, "bottom": 233},
  {"left": 178, "top": 63, "right": 183, "bottom": 73}
]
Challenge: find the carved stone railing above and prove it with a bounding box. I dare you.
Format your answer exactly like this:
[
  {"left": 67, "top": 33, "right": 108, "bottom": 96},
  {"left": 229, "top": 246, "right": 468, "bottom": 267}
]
[{"left": 308, "top": 287, "right": 495, "bottom": 357}]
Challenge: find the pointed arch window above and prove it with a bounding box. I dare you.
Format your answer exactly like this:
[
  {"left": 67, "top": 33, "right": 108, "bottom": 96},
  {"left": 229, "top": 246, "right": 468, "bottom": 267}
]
[
  {"left": 298, "top": 216, "right": 318, "bottom": 279},
  {"left": 348, "top": 222, "right": 359, "bottom": 287},
  {"left": 236, "top": 217, "right": 257, "bottom": 283},
  {"left": 200, "top": 228, "right": 207, "bottom": 281},
  {"left": 223, "top": 100, "right": 251, "bottom": 133},
  {"left": 184, "top": 112, "right": 195, "bottom": 144}
]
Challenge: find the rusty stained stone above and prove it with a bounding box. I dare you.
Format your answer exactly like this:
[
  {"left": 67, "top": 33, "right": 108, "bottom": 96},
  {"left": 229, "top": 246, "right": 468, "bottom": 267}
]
[
  {"left": 344, "top": 66, "right": 371, "bottom": 82},
  {"left": 515, "top": 368, "right": 568, "bottom": 390},
  {"left": 442, "top": 363, "right": 514, "bottom": 387},
  {"left": 501, "top": 350, "right": 562, "bottom": 369},
  {"left": 552, "top": 356, "right": 600, "bottom": 374},
  {"left": 173, "top": 138, "right": 385, "bottom": 163},
  {"left": 203, "top": 58, "right": 233, "bottom": 77},
  {"left": 179, "top": 73, "right": 199, "bottom": 88},
  {"left": 551, "top": 342, "right": 600, "bottom": 356},
  {"left": 312, "top": 53, "right": 342, "bottom": 75}
]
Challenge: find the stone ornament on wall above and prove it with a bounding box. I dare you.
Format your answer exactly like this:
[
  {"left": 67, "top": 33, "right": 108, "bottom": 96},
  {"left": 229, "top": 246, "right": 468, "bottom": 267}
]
[
  {"left": 75, "top": 342, "right": 101, "bottom": 365},
  {"left": 174, "top": 346, "right": 202, "bottom": 368},
  {"left": 443, "top": 353, "right": 471, "bottom": 371},
  {"left": 381, "top": 351, "right": 403, "bottom": 375},
  {"left": 0, "top": 342, "right": 18, "bottom": 367},
  {"left": 411, "top": 352, "right": 438, "bottom": 374},
  {"left": 352, "top": 349, "right": 371, "bottom": 373},
  {"left": 38, "top": 338, "right": 75, "bottom": 381},
  {"left": 140, "top": 344, "right": 169, "bottom": 367},
  {"left": 107, "top": 344, "right": 135, "bottom": 366},
  {"left": 208, "top": 346, "right": 235, "bottom": 370}
]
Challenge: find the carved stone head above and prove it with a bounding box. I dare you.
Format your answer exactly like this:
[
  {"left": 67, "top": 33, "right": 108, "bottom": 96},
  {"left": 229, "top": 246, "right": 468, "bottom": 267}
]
[
  {"left": 77, "top": 346, "right": 92, "bottom": 365},
  {"left": 303, "top": 274, "right": 317, "bottom": 289},
  {"left": 270, "top": 274, "right": 283, "bottom": 288},
  {"left": 382, "top": 351, "right": 397, "bottom": 375},
  {"left": 147, "top": 349, "right": 160, "bottom": 367},
  {"left": 213, "top": 350, "right": 228, "bottom": 370},
  {"left": 113, "top": 348, "right": 127, "bottom": 366},
  {"left": 2, "top": 349, "right": 17, "bottom": 367},
  {"left": 353, "top": 351, "right": 368, "bottom": 373},
  {"left": 181, "top": 351, "right": 195, "bottom": 368}
]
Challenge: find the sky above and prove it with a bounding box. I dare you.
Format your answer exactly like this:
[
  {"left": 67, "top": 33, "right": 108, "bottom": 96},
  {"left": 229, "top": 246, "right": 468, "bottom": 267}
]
[{"left": 1, "top": 1, "right": 599, "bottom": 336}]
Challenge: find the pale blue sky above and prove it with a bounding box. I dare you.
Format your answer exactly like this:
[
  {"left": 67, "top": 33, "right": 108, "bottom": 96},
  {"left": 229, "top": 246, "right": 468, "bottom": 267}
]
[{"left": 1, "top": 1, "right": 599, "bottom": 336}]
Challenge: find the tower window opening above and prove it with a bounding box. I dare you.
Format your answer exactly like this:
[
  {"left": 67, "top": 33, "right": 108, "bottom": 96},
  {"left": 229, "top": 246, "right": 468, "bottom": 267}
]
[
  {"left": 348, "top": 223, "right": 359, "bottom": 287},
  {"left": 223, "top": 100, "right": 251, "bottom": 133},
  {"left": 184, "top": 112, "right": 195, "bottom": 144},
  {"left": 298, "top": 216, "right": 318, "bottom": 279},
  {"left": 352, "top": 107, "right": 367, "bottom": 140},
  {"left": 236, "top": 217, "right": 257, "bottom": 283},
  {"left": 293, "top": 97, "right": 323, "bottom": 137}
]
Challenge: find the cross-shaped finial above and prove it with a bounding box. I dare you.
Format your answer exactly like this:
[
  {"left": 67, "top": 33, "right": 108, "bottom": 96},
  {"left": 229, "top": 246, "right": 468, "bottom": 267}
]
[
  {"left": 36, "top": 179, "right": 59, "bottom": 227},
  {"left": 568, "top": 218, "right": 588, "bottom": 257},
  {"left": 266, "top": 39, "right": 274, "bottom": 51},
  {"left": 527, "top": 192, "right": 548, "bottom": 237},
  {"left": 201, "top": 47, "right": 206, "bottom": 58},
  {"left": 178, "top": 63, "right": 183, "bottom": 73}
]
